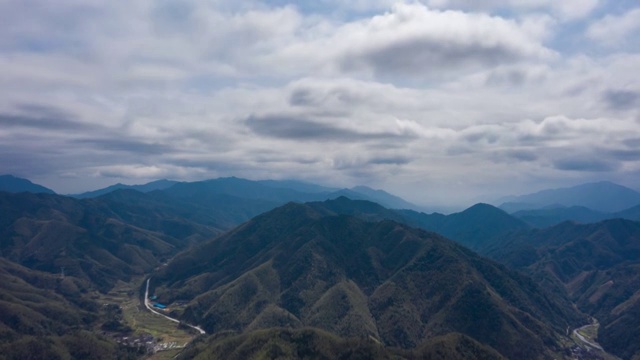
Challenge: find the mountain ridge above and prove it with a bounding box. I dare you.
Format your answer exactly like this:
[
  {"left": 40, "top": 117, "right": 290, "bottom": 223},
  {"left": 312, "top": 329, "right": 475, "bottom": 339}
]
[
  {"left": 0, "top": 174, "right": 55, "bottom": 194},
  {"left": 152, "top": 199, "right": 585, "bottom": 359},
  {"left": 499, "top": 181, "right": 640, "bottom": 213},
  {"left": 484, "top": 218, "right": 640, "bottom": 359}
]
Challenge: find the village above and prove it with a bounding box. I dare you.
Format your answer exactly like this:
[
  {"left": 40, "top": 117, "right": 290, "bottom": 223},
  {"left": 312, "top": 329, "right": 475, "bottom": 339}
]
[{"left": 94, "top": 277, "right": 200, "bottom": 359}]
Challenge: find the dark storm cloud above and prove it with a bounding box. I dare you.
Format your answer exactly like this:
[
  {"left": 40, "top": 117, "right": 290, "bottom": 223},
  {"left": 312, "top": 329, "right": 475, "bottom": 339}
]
[
  {"left": 446, "top": 145, "right": 473, "bottom": 156},
  {"left": 0, "top": 148, "right": 60, "bottom": 177},
  {"left": 289, "top": 86, "right": 361, "bottom": 111},
  {"left": 553, "top": 158, "right": 618, "bottom": 172},
  {"left": 504, "top": 149, "right": 538, "bottom": 162},
  {"left": 603, "top": 148, "right": 640, "bottom": 161},
  {"left": 0, "top": 111, "right": 97, "bottom": 131},
  {"left": 463, "top": 131, "right": 500, "bottom": 144},
  {"left": 623, "top": 138, "right": 640, "bottom": 148},
  {"left": 73, "top": 138, "right": 174, "bottom": 155},
  {"left": 289, "top": 88, "right": 316, "bottom": 106},
  {"left": 245, "top": 114, "right": 418, "bottom": 141},
  {"left": 485, "top": 68, "right": 527, "bottom": 86},
  {"left": 603, "top": 89, "right": 640, "bottom": 110},
  {"left": 367, "top": 155, "right": 412, "bottom": 165},
  {"left": 341, "top": 39, "right": 520, "bottom": 77}
]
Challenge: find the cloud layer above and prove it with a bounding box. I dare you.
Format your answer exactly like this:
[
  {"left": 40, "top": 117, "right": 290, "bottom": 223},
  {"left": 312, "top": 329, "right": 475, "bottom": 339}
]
[{"left": 0, "top": 0, "right": 639, "bottom": 206}]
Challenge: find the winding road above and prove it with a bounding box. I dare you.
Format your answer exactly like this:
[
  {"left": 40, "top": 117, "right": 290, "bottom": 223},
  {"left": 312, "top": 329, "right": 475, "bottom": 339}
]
[
  {"left": 144, "top": 278, "right": 206, "bottom": 335},
  {"left": 572, "top": 322, "right": 602, "bottom": 350}
]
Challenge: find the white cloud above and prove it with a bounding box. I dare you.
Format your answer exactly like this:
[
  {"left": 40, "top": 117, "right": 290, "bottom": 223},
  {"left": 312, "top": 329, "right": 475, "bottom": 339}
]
[
  {"left": 425, "top": 0, "right": 600, "bottom": 21},
  {"left": 337, "top": 4, "right": 554, "bottom": 77},
  {"left": 0, "top": 0, "right": 638, "bottom": 203},
  {"left": 587, "top": 8, "right": 640, "bottom": 46}
]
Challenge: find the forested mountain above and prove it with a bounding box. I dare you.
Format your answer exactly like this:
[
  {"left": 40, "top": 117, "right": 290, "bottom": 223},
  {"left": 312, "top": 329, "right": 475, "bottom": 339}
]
[
  {"left": 75, "top": 176, "right": 422, "bottom": 213},
  {"left": 485, "top": 219, "right": 640, "bottom": 359},
  {"left": 306, "top": 197, "right": 531, "bottom": 251},
  {"left": 0, "top": 175, "right": 55, "bottom": 194},
  {"left": 2, "top": 178, "right": 636, "bottom": 359},
  {"left": 0, "top": 191, "right": 221, "bottom": 292},
  {"left": 151, "top": 199, "right": 585, "bottom": 359},
  {"left": 0, "top": 257, "right": 135, "bottom": 359}
]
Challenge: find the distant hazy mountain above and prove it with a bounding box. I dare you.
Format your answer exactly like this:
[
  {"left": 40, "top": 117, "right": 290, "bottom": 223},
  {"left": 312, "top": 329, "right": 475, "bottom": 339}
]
[
  {"left": 306, "top": 197, "right": 530, "bottom": 251},
  {"left": 153, "top": 199, "right": 583, "bottom": 359},
  {"left": 256, "top": 179, "right": 338, "bottom": 194},
  {"left": 499, "top": 181, "right": 640, "bottom": 213},
  {"left": 615, "top": 203, "right": 640, "bottom": 221},
  {"left": 348, "top": 185, "right": 417, "bottom": 209},
  {"left": 485, "top": 219, "right": 640, "bottom": 359},
  {"left": 512, "top": 206, "right": 608, "bottom": 228},
  {"left": 0, "top": 174, "right": 55, "bottom": 194},
  {"left": 74, "top": 177, "right": 424, "bottom": 215},
  {"left": 72, "top": 178, "right": 177, "bottom": 198},
  {"left": 511, "top": 203, "right": 640, "bottom": 228},
  {"left": 154, "top": 177, "right": 424, "bottom": 227},
  {"left": 396, "top": 203, "right": 530, "bottom": 251}
]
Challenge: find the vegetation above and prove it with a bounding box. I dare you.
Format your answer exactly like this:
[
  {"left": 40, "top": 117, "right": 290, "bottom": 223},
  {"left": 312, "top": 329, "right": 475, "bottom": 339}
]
[
  {"left": 177, "top": 328, "right": 504, "bottom": 360},
  {"left": 2, "top": 182, "right": 638, "bottom": 359},
  {"left": 486, "top": 219, "right": 640, "bottom": 359},
  {"left": 153, "top": 200, "right": 584, "bottom": 359}
]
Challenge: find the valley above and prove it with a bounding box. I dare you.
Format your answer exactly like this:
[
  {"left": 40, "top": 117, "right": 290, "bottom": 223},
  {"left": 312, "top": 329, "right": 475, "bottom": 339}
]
[
  {"left": 1, "top": 175, "right": 639, "bottom": 359},
  {"left": 93, "top": 276, "right": 199, "bottom": 359}
]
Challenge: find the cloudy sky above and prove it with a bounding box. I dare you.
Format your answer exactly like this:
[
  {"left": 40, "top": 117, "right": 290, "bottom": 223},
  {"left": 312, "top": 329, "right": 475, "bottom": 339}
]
[{"left": 1, "top": 0, "right": 639, "bottom": 206}]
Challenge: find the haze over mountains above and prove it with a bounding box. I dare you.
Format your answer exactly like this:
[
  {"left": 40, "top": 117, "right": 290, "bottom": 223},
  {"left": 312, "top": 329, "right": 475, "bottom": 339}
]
[
  {"left": 498, "top": 181, "right": 640, "bottom": 213},
  {"left": 1, "top": 174, "right": 640, "bottom": 358}
]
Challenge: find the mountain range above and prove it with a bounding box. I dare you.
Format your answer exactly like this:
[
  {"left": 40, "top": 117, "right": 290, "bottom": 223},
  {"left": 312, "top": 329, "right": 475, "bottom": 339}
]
[
  {"left": 1, "top": 174, "right": 639, "bottom": 358},
  {"left": 151, "top": 200, "right": 584, "bottom": 359},
  {"left": 484, "top": 219, "right": 640, "bottom": 359},
  {"left": 499, "top": 181, "right": 640, "bottom": 213}
]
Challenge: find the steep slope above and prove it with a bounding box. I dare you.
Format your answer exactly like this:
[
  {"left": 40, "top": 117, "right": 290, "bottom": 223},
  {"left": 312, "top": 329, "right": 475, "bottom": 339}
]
[
  {"left": 152, "top": 200, "right": 584, "bottom": 359},
  {"left": 0, "top": 191, "right": 220, "bottom": 291},
  {"left": 0, "top": 257, "right": 125, "bottom": 359},
  {"left": 178, "top": 328, "right": 505, "bottom": 360},
  {"left": 0, "top": 174, "right": 55, "bottom": 194},
  {"left": 499, "top": 181, "right": 640, "bottom": 213},
  {"left": 486, "top": 219, "right": 640, "bottom": 359}
]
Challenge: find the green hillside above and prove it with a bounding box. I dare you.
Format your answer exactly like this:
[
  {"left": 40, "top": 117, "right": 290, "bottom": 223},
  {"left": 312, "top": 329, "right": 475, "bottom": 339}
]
[
  {"left": 152, "top": 200, "right": 585, "bottom": 359},
  {"left": 486, "top": 219, "right": 640, "bottom": 359}
]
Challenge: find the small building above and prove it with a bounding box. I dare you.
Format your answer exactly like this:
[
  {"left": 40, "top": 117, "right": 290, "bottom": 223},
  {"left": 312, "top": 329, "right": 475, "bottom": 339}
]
[
  {"left": 152, "top": 303, "right": 167, "bottom": 309},
  {"left": 149, "top": 295, "right": 158, "bottom": 300}
]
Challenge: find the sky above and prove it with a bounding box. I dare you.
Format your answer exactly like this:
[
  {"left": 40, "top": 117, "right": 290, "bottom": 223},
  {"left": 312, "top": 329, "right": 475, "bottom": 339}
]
[{"left": 1, "top": 0, "right": 639, "bottom": 207}]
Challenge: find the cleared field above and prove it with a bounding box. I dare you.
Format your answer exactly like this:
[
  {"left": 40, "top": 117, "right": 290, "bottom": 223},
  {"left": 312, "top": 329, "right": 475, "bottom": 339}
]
[{"left": 96, "top": 276, "right": 197, "bottom": 358}]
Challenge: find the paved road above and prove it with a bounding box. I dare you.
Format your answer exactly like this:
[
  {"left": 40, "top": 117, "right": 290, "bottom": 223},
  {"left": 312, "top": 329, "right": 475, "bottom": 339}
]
[
  {"left": 573, "top": 323, "right": 602, "bottom": 350},
  {"left": 144, "top": 278, "right": 206, "bottom": 335}
]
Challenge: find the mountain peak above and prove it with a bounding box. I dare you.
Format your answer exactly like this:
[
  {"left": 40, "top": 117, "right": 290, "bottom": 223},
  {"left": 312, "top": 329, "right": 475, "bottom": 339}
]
[
  {"left": 464, "top": 202, "right": 503, "bottom": 212},
  {"left": 0, "top": 174, "right": 55, "bottom": 194}
]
